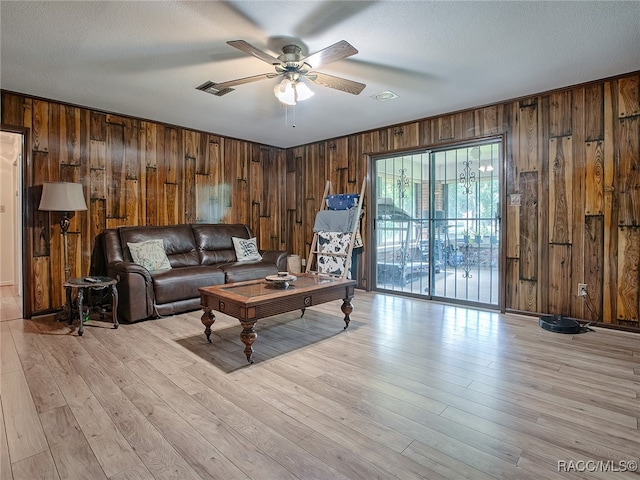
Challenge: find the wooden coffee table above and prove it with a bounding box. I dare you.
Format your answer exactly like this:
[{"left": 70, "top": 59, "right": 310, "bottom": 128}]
[{"left": 199, "top": 273, "right": 356, "bottom": 363}]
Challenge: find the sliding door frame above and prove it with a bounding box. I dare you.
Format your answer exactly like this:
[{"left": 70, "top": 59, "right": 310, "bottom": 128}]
[{"left": 367, "top": 134, "right": 507, "bottom": 311}]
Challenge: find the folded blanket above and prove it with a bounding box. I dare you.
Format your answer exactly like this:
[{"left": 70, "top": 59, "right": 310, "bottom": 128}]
[{"left": 313, "top": 208, "right": 358, "bottom": 233}]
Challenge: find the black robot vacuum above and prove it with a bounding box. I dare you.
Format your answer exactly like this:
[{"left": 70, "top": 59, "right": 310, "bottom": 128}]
[{"left": 539, "top": 314, "right": 584, "bottom": 334}]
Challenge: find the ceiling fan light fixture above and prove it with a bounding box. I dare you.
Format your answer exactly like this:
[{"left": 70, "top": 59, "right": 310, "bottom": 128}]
[
  {"left": 274, "top": 78, "right": 297, "bottom": 105},
  {"left": 273, "top": 78, "right": 315, "bottom": 105},
  {"left": 295, "top": 80, "right": 315, "bottom": 101}
]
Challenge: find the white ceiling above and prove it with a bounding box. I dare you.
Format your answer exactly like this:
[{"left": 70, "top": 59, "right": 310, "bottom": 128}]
[{"left": 1, "top": 1, "right": 639, "bottom": 149}]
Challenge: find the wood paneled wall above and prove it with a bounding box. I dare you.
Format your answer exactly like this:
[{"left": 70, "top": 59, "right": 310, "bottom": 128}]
[
  {"left": 3, "top": 71, "right": 639, "bottom": 329},
  {"left": 1, "top": 93, "right": 285, "bottom": 316},
  {"left": 283, "top": 73, "right": 640, "bottom": 329}
]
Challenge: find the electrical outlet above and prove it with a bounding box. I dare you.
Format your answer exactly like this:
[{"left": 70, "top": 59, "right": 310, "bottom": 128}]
[{"left": 578, "top": 283, "right": 588, "bottom": 297}]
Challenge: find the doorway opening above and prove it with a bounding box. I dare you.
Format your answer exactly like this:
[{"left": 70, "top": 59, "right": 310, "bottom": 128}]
[
  {"left": 0, "top": 129, "right": 24, "bottom": 318},
  {"left": 372, "top": 140, "right": 501, "bottom": 307}
]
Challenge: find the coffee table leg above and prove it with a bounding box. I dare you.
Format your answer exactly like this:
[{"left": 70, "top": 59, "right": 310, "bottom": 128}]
[
  {"left": 240, "top": 320, "right": 257, "bottom": 364},
  {"left": 201, "top": 307, "right": 215, "bottom": 343},
  {"left": 341, "top": 297, "right": 353, "bottom": 329}
]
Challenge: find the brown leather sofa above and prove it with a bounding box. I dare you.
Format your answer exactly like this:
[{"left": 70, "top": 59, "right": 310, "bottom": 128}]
[{"left": 91, "top": 224, "right": 287, "bottom": 323}]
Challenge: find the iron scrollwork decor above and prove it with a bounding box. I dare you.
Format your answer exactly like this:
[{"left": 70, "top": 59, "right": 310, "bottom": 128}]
[
  {"left": 459, "top": 160, "right": 476, "bottom": 195},
  {"left": 397, "top": 168, "right": 410, "bottom": 199},
  {"left": 459, "top": 159, "right": 476, "bottom": 278}
]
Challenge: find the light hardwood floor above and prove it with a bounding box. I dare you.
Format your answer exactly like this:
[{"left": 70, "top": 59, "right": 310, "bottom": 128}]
[{"left": 1, "top": 285, "right": 639, "bottom": 480}]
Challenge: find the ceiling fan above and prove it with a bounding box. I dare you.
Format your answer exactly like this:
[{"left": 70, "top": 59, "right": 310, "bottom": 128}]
[{"left": 197, "top": 39, "right": 366, "bottom": 105}]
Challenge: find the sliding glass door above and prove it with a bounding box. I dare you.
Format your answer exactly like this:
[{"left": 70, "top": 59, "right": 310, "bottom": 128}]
[{"left": 373, "top": 140, "right": 501, "bottom": 307}]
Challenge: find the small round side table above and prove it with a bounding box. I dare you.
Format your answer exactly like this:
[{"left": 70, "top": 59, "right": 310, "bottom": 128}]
[{"left": 63, "top": 276, "right": 118, "bottom": 336}]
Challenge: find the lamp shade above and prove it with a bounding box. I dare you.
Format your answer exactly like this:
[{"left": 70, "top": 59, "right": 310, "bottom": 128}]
[{"left": 39, "top": 182, "right": 87, "bottom": 212}]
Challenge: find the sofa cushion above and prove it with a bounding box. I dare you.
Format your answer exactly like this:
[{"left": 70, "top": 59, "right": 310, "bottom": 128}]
[
  {"left": 127, "top": 239, "right": 172, "bottom": 272},
  {"left": 232, "top": 236, "right": 262, "bottom": 262},
  {"left": 119, "top": 225, "right": 199, "bottom": 268},
  {"left": 151, "top": 265, "right": 225, "bottom": 305},
  {"left": 192, "top": 224, "right": 253, "bottom": 265}
]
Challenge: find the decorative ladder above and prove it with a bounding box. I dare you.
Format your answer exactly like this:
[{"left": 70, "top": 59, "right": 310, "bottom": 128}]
[{"left": 305, "top": 178, "right": 366, "bottom": 279}]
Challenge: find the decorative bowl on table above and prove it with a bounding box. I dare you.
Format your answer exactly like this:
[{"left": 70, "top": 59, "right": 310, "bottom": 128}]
[{"left": 265, "top": 272, "right": 297, "bottom": 289}]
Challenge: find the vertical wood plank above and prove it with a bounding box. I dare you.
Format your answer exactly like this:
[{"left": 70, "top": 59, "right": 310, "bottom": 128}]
[
  {"left": 616, "top": 227, "right": 639, "bottom": 322},
  {"left": 548, "top": 244, "right": 572, "bottom": 314},
  {"left": 418, "top": 119, "right": 434, "bottom": 146},
  {"left": 460, "top": 111, "right": 476, "bottom": 139},
  {"left": 163, "top": 182, "right": 178, "bottom": 225},
  {"left": 164, "top": 127, "right": 179, "bottom": 185},
  {"left": 89, "top": 140, "right": 107, "bottom": 200},
  {"left": 248, "top": 145, "right": 263, "bottom": 237},
  {"left": 518, "top": 280, "right": 538, "bottom": 312},
  {"left": 506, "top": 199, "right": 520, "bottom": 259},
  {"left": 549, "top": 136, "right": 573, "bottom": 244},
  {"left": 505, "top": 258, "right": 519, "bottom": 311},
  {"left": 584, "top": 141, "right": 604, "bottom": 215},
  {"left": 569, "top": 88, "right": 586, "bottom": 318},
  {"left": 259, "top": 147, "right": 272, "bottom": 218},
  {"left": 123, "top": 119, "right": 140, "bottom": 182},
  {"left": 90, "top": 111, "right": 106, "bottom": 142},
  {"left": 60, "top": 105, "right": 80, "bottom": 166},
  {"left": 90, "top": 198, "right": 106, "bottom": 247},
  {"left": 617, "top": 117, "right": 640, "bottom": 226},
  {"left": 32, "top": 100, "right": 49, "bottom": 152},
  {"left": 617, "top": 75, "right": 640, "bottom": 118},
  {"left": 145, "top": 166, "right": 158, "bottom": 226},
  {"left": 125, "top": 179, "right": 139, "bottom": 226},
  {"left": 31, "top": 257, "right": 50, "bottom": 312},
  {"left": 584, "top": 83, "right": 604, "bottom": 141},
  {"left": 32, "top": 157, "right": 50, "bottom": 257},
  {"left": 519, "top": 171, "right": 538, "bottom": 280},
  {"left": 518, "top": 105, "right": 538, "bottom": 172},
  {"left": 184, "top": 130, "right": 200, "bottom": 159},
  {"left": 184, "top": 156, "right": 196, "bottom": 224},
  {"left": 1, "top": 92, "right": 24, "bottom": 125},
  {"left": 138, "top": 122, "right": 155, "bottom": 223},
  {"left": 482, "top": 105, "right": 499, "bottom": 135},
  {"left": 438, "top": 116, "right": 454, "bottom": 141},
  {"left": 161, "top": 127, "right": 178, "bottom": 224},
  {"left": 583, "top": 215, "right": 604, "bottom": 322},
  {"left": 391, "top": 122, "right": 419, "bottom": 150},
  {"left": 602, "top": 81, "right": 618, "bottom": 323},
  {"left": 549, "top": 90, "right": 572, "bottom": 137},
  {"left": 106, "top": 123, "right": 126, "bottom": 221},
  {"left": 236, "top": 141, "right": 249, "bottom": 226}
]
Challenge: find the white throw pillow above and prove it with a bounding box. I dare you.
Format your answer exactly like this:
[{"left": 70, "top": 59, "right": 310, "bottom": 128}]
[
  {"left": 232, "top": 236, "right": 262, "bottom": 262},
  {"left": 127, "top": 239, "right": 172, "bottom": 271}
]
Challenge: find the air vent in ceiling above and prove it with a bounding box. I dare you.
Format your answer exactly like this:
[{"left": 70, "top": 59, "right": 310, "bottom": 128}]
[{"left": 196, "top": 81, "right": 234, "bottom": 97}]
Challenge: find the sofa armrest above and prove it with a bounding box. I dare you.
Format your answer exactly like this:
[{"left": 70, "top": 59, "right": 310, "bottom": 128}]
[
  {"left": 106, "top": 261, "right": 155, "bottom": 323},
  {"left": 260, "top": 250, "right": 288, "bottom": 272},
  {"left": 108, "top": 260, "right": 152, "bottom": 280}
]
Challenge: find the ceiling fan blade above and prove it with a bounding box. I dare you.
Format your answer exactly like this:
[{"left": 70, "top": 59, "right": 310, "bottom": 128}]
[
  {"left": 213, "top": 73, "right": 274, "bottom": 90},
  {"left": 307, "top": 72, "right": 366, "bottom": 95},
  {"left": 227, "top": 40, "right": 281, "bottom": 65},
  {"left": 302, "top": 40, "right": 358, "bottom": 69}
]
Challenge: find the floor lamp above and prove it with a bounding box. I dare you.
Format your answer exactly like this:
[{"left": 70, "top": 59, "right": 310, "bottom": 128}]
[{"left": 38, "top": 182, "right": 88, "bottom": 281}]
